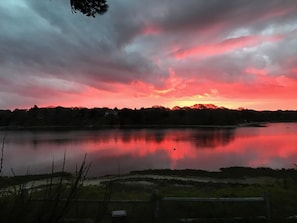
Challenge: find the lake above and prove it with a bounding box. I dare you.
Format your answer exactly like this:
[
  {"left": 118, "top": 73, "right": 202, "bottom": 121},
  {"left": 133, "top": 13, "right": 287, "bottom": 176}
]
[{"left": 1, "top": 122, "right": 297, "bottom": 176}]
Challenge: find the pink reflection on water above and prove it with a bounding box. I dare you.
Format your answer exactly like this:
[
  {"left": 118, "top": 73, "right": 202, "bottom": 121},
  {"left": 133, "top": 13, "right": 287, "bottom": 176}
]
[
  {"left": 2, "top": 123, "right": 297, "bottom": 176},
  {"left": 79, "top": 128, "right": 235, "bottom": 170},
  {"left": 208, "top": 123, "right": 297, "bottom": 169},
  {"left": 79, "top": 130, "right": 199, "bottom": 169},
  {"left": 79, "top": 123, "right": 297, "bottom": 173}
]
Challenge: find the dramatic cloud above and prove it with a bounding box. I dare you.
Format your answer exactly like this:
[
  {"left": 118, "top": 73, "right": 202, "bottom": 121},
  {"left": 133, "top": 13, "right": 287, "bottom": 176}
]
[{"left": 1, "top": 0, "right": 297, "bottom": 110}]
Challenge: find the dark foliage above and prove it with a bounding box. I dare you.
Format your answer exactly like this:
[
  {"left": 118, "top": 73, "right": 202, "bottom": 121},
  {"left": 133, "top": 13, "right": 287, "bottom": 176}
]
[
  {"left": 70, "top": 0, "right": 108, "bottom": 17},
  {"left": 130, "top": 167, "right": 297, "bottom": 180},
  {"left": 0, "top": 105, "right": 296, "bottom": 129}
]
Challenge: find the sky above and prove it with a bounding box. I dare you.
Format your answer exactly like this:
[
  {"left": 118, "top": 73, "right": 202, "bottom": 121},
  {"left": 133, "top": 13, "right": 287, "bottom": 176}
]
[{"left": 1, "top": 0, "right": 297, "bottom": 111}]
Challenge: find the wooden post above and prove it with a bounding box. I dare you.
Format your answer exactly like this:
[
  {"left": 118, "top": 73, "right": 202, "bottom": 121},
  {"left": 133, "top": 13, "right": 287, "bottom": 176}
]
[
  {"left": 152, "top": 190, "right": 160, "bottom": 222},
  {"left": 154, "top": 199, "right": 160, "bottom": 221},
  {"left": 20, "top": 188, "right": 29, "bottom": 203},
  {"left": 264, "top": 192, "right": 271, "bottom": 223}
]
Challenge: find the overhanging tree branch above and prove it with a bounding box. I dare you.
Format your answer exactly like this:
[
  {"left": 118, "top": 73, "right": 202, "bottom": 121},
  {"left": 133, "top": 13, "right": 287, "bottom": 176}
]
[{"left": 70, "top": 0, "right": 108, "bottom": 17}]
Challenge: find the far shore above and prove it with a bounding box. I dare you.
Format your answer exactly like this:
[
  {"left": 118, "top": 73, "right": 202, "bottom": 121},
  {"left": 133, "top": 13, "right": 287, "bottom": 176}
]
[{"left": 0, "top": 121, "right": 280, "bottom": 131}]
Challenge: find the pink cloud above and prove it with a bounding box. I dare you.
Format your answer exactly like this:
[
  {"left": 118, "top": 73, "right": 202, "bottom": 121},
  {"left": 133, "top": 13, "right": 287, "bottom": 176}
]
[
  {"left": 174, "top": 34, "right": 284, "bottom": 59},
  {"left": 245, "top": 67, "right": 268, "bottom": 76},
  {"left": 259, "top": 6, "right": 296, "bottom": 21},
  {"left": 140, "top": 25, "right": 161, "bottom": 35}
]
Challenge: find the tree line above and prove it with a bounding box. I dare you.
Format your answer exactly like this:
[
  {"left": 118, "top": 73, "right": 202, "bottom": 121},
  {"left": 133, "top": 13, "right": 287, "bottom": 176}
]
[{"left": 0, "top": 105, "right": 296, "bottom": 129}]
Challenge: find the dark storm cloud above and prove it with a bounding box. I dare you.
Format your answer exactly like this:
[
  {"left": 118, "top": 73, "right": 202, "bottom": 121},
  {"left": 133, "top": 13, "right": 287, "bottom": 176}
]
[
  {"left": 150, "top": 0, "right": 297, "bottom": 32},
  {"left": 0, "top": 0, "right": 160, "bottom": 88}
]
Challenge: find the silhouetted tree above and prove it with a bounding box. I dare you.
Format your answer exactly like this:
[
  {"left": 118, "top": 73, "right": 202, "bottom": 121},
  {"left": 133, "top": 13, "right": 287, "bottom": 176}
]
[
  {"left": 70, "top": 0, "right": 108, "bottom": 17},
  {"left": 1, "top": 106, "right": 297, "bottom": 128}
]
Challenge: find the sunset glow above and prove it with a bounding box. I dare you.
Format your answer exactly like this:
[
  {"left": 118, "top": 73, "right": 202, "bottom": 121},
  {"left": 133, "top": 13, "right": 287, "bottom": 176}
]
[{"left": 1, "top": 1, "right": 297, "bottom": 110}]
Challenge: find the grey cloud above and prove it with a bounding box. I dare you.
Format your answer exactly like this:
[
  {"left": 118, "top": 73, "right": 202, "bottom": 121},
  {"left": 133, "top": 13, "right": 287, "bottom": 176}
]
[
  {"left": 0, "top": 0, "right": 162, "bottom": 88},
  {"left": 137, "top": 0, "right": 297, "bottom": 53}
]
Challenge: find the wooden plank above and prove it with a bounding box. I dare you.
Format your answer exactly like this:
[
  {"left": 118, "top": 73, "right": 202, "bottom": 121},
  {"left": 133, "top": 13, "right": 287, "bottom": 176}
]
[
  {"left": 31, "top": 198, "right": 150, "bottom": 203},
  {"left": 163, "top": 197, "right": 265, "bottom": 202},
  {"left": 177, "top": 216, "right": 266, "bottom": 222}
]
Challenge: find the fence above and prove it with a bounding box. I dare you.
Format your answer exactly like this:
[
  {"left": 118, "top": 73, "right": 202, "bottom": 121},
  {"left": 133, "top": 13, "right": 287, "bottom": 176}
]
[
  {"left": 29, "top": 194, "right": 271, "bottom": 223},
  {"left": 157, "top": 195, "right": 271, "bottom": 222}
]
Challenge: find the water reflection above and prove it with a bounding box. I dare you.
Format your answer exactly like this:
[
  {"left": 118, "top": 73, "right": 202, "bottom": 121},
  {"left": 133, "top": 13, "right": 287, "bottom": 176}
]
[
  {"left": 4, "top": 128, "right": 236, "bottom": 149},
  {"left": 190, "top": 129, "right": 235, "bottom": 148},
  {"left": 1, "top": 123, "right": 297, "bottom": 176}
]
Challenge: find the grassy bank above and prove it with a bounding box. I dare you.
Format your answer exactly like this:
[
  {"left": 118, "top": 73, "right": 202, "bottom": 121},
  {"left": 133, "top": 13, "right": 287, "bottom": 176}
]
[{"left": 1, "top": 167, "right": 297, "bottom": 222}]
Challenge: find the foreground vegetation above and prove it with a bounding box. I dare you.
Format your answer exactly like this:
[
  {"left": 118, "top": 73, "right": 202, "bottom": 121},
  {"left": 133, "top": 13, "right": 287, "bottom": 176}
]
[{"left": 1, "top": 167, "right": 297, "bottom": 222}]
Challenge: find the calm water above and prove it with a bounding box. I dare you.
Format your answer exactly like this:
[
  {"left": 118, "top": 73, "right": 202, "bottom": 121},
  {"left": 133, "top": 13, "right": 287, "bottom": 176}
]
[{"left": 1, "top": 122, "right": 297, "bottom": 176}]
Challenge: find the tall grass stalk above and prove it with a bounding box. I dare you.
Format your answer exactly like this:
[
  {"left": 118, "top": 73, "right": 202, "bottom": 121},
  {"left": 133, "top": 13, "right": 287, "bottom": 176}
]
[
  {"left": 0, "top": 134, "right": 6, "bottom": 176},
  {"left": 0, "top": 151, "right": 93, "bottom": 223}
]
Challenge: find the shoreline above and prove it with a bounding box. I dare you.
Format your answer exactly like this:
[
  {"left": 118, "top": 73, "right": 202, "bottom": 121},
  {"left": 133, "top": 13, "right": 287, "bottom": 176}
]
[
  {"left": 2, "top": 120, "right": 297, "bottom": 131},
  {"left": 0, "top": 121, "right": 284, "bottom": 131},
  {"left": 2, "top": 166, "right": 296, "bottom": 187}
]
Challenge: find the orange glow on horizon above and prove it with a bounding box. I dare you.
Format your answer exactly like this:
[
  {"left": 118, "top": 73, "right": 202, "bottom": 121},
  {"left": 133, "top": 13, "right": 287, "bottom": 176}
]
[{"left": 27, "top": 62, "right": 297, "bottom": 112}]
